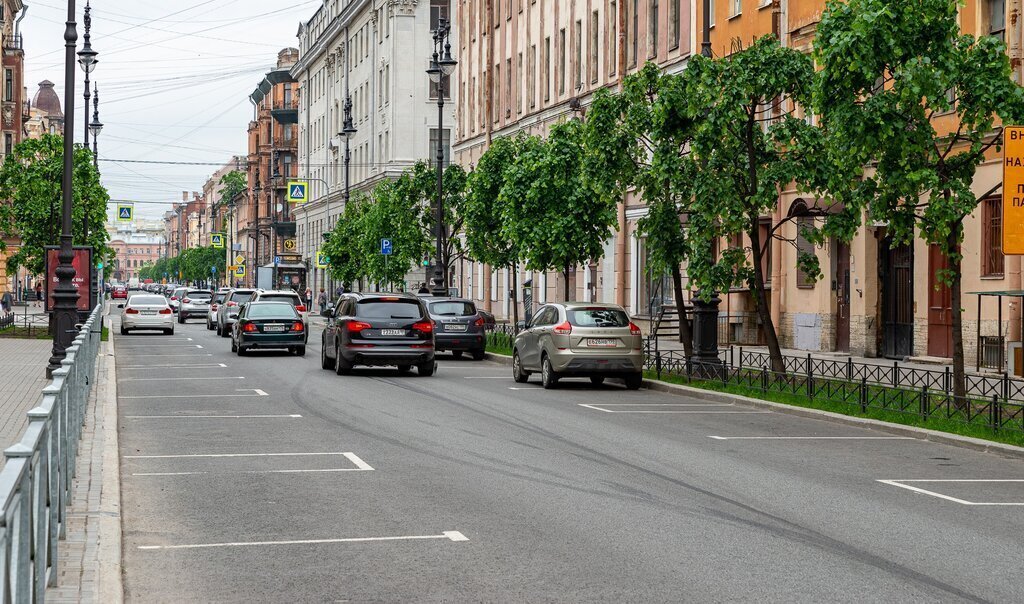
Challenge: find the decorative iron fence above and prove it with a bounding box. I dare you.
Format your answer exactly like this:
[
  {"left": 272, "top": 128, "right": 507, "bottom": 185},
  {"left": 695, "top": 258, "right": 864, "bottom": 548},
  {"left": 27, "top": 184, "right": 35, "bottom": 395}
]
[
  {"left": 0, "top": 312, "right": 51, "bottom": 338},
  {"left": 645, "top": 347, "right": 1024, "bottom": 435},
  {"left": 0, "top": 304, "right": 102, "bottom": 601}
]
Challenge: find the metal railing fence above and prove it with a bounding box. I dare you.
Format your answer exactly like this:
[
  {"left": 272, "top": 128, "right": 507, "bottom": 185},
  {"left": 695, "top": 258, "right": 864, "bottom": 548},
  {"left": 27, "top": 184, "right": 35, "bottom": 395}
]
[{"left": 0, "top": 304, "right": 102, "bottom": 602}]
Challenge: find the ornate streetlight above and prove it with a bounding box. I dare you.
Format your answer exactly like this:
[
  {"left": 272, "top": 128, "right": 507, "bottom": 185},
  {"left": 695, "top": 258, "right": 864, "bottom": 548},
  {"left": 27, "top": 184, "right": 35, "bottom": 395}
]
[
  {"left": 340, "top": 95, "right": 356, "bottom": 212},
  {"left": 77, "top": 0, "right": 97, "bottom": 241},
  {"left": 90, "top": 83, "right": 102, "bottom": 168},
  {"left": 47, "top": 0, "right": 80, "bottom": 378},
  {"left": 426, "top": 17, "right": 456, "bottom": 296}
]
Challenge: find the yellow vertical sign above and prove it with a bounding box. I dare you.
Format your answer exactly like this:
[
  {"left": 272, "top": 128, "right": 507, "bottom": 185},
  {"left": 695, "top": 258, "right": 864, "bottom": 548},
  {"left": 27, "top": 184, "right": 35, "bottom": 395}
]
[{"left": 1003, "top": 126, "right": 1024, "bottom": 254}]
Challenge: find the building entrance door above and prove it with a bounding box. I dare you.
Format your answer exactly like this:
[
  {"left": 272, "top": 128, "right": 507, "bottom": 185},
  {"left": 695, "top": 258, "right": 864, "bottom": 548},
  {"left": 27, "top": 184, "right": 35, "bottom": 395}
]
[
  {"left": 927, "top": 245, "right": 954, "bottom": 358},
  {"left": 880, "top": 237, "right": 914, "bottom": 359},
  {"left": 835, "top": 241, "right": 851, "bottom": 352}
]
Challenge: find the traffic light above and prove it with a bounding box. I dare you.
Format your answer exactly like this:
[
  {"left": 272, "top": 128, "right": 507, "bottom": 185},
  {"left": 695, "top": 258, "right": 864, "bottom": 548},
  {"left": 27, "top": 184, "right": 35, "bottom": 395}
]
[{"left": 422, "top": 253, "right": 430, "bottom": 267}]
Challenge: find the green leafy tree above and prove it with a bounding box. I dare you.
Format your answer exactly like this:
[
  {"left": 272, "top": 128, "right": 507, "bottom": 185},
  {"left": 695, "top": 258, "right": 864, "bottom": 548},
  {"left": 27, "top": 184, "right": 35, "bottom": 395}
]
[
  {"left": 815, "top": 0, "right": 1024, "bottom": 401},
  {"left": 395, "top": 161, "right": 467, "bottom": 285},
  {"left": 362, "top": 179, "right": 431, "bottom": 288},
  {"left": 464, "top": 135, "right": 531, "bottom": 325},
  {"left": 322, "top": 193, "right": 372, "bottom": 289},
  {"left": 585, "top": 63, "right": 697, "bottom": 355},
  {"left": 684, "top": 36, "right": 820, "bottom": 373},
  {"left": 0, "top": 134, "right": 111, "bottom": 274},
  {"left": 503, "top": 120, "right": 617, "bottom": 300},
  {"left": 177, "top": 246, "right": 226, "bottom": 283}
]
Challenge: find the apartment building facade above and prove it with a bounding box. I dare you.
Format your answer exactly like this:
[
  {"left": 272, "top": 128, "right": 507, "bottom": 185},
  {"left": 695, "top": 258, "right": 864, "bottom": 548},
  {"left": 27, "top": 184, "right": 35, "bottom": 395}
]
[
  {"left": 291, "top": 0, "right": 458, "bottom": 295},
  {"left": 455, "top": 0, "right": 1021, "bottom": 369},
  {"left": 0, "top": 0, "right": 28, "bottom": 298}
]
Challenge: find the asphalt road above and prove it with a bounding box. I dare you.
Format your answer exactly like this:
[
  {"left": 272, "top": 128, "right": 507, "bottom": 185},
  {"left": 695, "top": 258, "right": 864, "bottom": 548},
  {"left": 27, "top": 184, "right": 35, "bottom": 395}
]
[{"left": 113, "top": 312, "right": 1024, "bottom": 603}]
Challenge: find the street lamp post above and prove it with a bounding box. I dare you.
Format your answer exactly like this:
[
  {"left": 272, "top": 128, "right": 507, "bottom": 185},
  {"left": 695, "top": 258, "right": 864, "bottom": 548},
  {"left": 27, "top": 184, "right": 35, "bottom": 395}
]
[
  {"left": 426, "top": 18, "right": 456, "bottom": 297},
  {"left": 77, "top": 0, "right": 96, "bottom": 242},
  {"left": 90, "top": 84, "right": 101, "bottom": 168},
  {"left": 47, "top": 0, "right": 80, "bottom": 378},
  {"left": 341, "top": 95, "right": 355, "bottom": 212}
]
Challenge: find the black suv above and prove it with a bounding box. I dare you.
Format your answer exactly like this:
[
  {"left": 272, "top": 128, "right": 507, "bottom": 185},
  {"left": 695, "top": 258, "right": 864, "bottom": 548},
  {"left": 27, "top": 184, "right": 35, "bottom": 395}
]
[{"left": 320, "top": 293, "right": 436, "bottom": 376}]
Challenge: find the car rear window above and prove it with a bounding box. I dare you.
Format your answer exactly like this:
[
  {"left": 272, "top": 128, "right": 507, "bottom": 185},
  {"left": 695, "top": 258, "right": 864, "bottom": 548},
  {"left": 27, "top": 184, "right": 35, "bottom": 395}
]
[
  {"left": 187, "top": 292, "right": 212, "bottom": 300},
  {"left": 215, "top": 294, "right": 226, "bottom": 303},
  {"left": 246, "top": 303, "right": 299, "bottom": 319},
  {"left": 429, "top": 301, "right": 476, "bottom": 316},
  {"left": 355, "top": 300, "right": 422, "bottom": 319},
  {"left": 259, "top": 294, "right": 299, "bottom": 306},
  {"left": 568, "top": 308, "right": 630, "bottom": 328},
  {"left": 129, "top": 296, "right": 166, "bottom": 306},
  {"left": 230, "top": 292, "right": 254, "bottom": 304}
]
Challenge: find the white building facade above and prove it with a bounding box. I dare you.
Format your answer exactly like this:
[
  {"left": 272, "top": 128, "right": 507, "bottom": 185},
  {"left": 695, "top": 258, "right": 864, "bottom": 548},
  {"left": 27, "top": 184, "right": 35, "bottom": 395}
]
[{"left": 291, "top": 0, "right": 458, "bottom": 293}]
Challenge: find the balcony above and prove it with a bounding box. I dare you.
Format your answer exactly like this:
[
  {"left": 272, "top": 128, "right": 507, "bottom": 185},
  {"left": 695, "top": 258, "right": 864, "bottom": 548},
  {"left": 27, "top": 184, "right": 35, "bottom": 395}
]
[
  {"left": 271, "top": 96, "right": 298, "bottom": 125},
  {"left": 3, "top": 35, "right": 23, "bottom": 52}
]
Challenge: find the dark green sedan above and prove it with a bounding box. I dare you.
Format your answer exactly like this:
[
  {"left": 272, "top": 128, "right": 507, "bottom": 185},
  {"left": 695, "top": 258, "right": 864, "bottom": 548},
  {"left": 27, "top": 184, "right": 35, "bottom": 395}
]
[{"left": 231, "top": 301, "right": 307, "bottom": 356}]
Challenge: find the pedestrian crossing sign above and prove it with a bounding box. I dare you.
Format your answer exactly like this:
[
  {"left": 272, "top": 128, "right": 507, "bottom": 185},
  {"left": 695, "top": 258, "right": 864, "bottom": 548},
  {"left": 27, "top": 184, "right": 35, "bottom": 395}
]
[
  {"left": 287, "top": 181, "right": 308, "bottom": 204},
  {"left": 234, "top": 265, "right": 245, "bottom": 278},
  {"left": 210, "top": 233, "right": 225, "bottom": 249},
  {"left": 315, "top": 251, "right": 329, "bottom": 268},
  {"left": 117, "top": 204, "right": 133, "bottom": 222}
]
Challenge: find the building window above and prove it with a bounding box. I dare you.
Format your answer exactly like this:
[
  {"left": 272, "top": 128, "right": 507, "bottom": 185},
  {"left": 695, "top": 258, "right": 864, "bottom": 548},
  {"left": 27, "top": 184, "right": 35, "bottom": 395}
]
[
  {"left": 590, "top": 11, "right": 600, "bottom": 83},
  {"left": 517, "top": 52, "right": 523, "bottom": 113},
  {"left": 430, "top": 0, "right": 450, "bottom": 30},
  {"left": 649, "top": 0, "right": 658, "bottom": 58},
  {"left": 429, "top": 128, "right": 451, "bottom": 168},
  {"left": 506, "top": 58, "right": 512, "bottom": 116},
  {"left": 3, "top": 133, "right": 10, "bottom": 155},
  {"left": 987, "top": 0, "right": 1003, "bottom": 40},
  {"left": 709, "top": 0, "right": 716, "bottom": 27},
  {"left": 730, "top": 0, "right": 741, "bottom": 18},
  {"left": 575, "top": 20, "right": 583, "bottom": 89},
  {"left": 669, "top": 0, "right": 680, "bottom": 49},
  {"left": 796, "top": 217, "right": 815, "bottom": 288},
  {"left": 559, "top": 29, "right": 566, "bottom": 95},
  {"left": 494, "top": 62, "right": 501, "bottom": 121},
  {"left": 982, "top": 196, "right": 1005, "bottom": 277},
  {"left": 530, "top": 45, "right": 537, "bottom": 108},
  {"left": 610, "top": 0, "right": 618, "bottom": 76},
  {"left": 429, "top": 73, "right": 451, "bottom": 100},
  {"left": 3, "top": 70, "right": 11, "bottom": 102},
  {"left": 544, "top": 37, "right": 551, "bottom": 102}
]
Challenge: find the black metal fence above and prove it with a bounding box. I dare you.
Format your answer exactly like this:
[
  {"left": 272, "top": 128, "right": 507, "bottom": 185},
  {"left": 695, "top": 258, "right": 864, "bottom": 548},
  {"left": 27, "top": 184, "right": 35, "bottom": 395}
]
[
  {"left": 644, "top": 346, "right": 1024, "bottom": 435},
  {"left": 0, "top": 311, "right": 51, "bottom": 338}
]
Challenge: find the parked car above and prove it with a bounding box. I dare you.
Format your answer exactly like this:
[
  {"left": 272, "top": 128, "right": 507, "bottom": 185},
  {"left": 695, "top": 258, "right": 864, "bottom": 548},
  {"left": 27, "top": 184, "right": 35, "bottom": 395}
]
[
  {"left": 111, "top": 285, "right": 128, "bottom": 300},
  {"left": 216, "top": 288, "right": 257, "bottom": 337},
  {"left": 118, "top": 294, "right": 174, "bottom": 335},
  {"left": 421, "top": 297, "right": 486, "bottom": 360},
  {"left": 168, "top": 287, "right": 188, "bottom": 313},
  {"left": 178, "top": 289, "right": 213, "bottom": 323},
  {"left": 207, "top": 287, "right": 231, "bottom": 330},
  {"left": 231, "top": 301, "right": 306, "bottom": 356},
  {"left": 249, "top": 290, "right": 309, "bottom": 340},
  {"left": 162, "top": 284, "right": 177, "bottom": 297},
  {"left": 320, "top": 293, "right": 435, "bottom": 376},
  {"left": 512, "top": 302, "right": 643, "bottom": 390}
]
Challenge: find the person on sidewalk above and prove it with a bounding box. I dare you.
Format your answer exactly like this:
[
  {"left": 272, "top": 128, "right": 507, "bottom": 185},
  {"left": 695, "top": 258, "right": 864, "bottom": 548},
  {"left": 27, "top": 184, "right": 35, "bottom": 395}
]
[
  {"left": 317, "top": 288, "right": 327, "bottom": 313},
  {"left": 34, "top": 282, "right": 43, "bottom": 308},
  {"left": 305, "top": 287, "right": 313, "bottom": 308},
  {"left": 0, "top": 287, "right": 12, "bottom": 316}
]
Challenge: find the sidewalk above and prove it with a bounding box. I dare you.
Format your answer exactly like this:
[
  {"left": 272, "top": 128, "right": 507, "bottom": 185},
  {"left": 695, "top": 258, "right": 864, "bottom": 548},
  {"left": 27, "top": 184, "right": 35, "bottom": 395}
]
[{"left": 0, "top": 339, "right": 53, "bottom": 457}]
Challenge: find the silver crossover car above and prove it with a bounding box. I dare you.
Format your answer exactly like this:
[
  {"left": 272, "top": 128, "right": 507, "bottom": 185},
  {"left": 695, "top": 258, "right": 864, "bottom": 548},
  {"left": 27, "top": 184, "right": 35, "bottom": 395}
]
[{"left": 512, "top": 302, "right": 643, "bottom": 390}]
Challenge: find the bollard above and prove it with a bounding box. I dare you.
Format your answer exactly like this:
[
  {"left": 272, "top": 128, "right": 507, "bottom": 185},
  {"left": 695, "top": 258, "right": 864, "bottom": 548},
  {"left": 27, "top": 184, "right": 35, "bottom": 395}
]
[
  {"left": 860, "top": 377, "right": 868, "bottom": 413},
  {"left": 919, "top": 385, "right": 929, "bottom": 421}
]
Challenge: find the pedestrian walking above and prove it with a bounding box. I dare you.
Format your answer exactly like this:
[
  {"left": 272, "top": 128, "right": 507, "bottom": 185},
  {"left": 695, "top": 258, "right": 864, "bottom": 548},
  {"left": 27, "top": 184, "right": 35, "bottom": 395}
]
[
  {"left": 305, "top": 287, "right": 313, "bottom": 308},
  {"left": 34, "top": 282, "right": 43, "bottom": 308},
  {"left": 335, "top": 284, "right": 345, "bottom": 297},
  {"left": 417, "top": 282, "right": 430, "bottom": 294},
  {"left": 1, "top": 287, "right": 12, "bottom": 315},
  {"left": 317, "top": 288, "right": 327, "bottom": 312}
]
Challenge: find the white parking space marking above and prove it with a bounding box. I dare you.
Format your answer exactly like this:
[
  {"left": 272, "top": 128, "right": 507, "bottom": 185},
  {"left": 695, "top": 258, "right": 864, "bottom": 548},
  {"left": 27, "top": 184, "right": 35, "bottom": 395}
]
[
  {"left": 709, "top": 436, "right": 916, "bottom": 440},
  {"left": 117, "top": 345, "right": 204, "bottom": 348},
  {"left": 120, "top": 363, "right": 227, "bottom": 369},
  {"left": 118, "top": 376, "right": 245, "bottom": 382},
  {"left": 125, "top": 414, "right": 302, "bottom": 419},
  {"left": 120, "top": 389, "right": 268, "bottom": 400},
  {"left": 125, "top": 451, "right": 363, "bottom": 459},
  {"left": 137, "top": 531, "right": 468, "bottom": 551},
  {"left": 579, "top": 403, "right": 770, "bottom": 414},
  {"left": 878, "top": 479, "right": 1024, "bottom": 506}
]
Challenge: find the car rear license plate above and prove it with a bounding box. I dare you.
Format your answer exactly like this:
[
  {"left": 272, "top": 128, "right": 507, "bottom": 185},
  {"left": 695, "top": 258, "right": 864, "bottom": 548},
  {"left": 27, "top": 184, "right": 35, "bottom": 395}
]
[
  {"left": 587, "top": 338, "right": 616, "bottom": 347},
  {"left": 263, "top": 325, "right": 286, "bottom": 332},
  {"left": 380, "top": 329, "right": 405, "bottom": 336},
  {"left": 445, "top": 324, "right": 467, "bottom": 331},
  {"left": 140, "top": 310, "right": 156, "bottom": 315}
]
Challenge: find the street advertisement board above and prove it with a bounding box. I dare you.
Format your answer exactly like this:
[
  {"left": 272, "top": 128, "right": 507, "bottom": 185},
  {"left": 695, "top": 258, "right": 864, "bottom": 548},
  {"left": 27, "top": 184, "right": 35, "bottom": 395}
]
[
  {"left": 1004, "top": 126, "right": 1024, "bottom": 254},
  {"left": 44, "top": 246, "right": 93, "bottom": 312}
]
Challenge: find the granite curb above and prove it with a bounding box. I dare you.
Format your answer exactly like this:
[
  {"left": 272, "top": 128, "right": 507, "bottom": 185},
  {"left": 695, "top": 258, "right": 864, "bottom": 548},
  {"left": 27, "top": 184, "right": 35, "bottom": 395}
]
[
  {"left": 484, "top": 350, "right": 1024, "bottom": 461},
  {"left": 98, "top": 337, "right": 123, "bottom": 603}
]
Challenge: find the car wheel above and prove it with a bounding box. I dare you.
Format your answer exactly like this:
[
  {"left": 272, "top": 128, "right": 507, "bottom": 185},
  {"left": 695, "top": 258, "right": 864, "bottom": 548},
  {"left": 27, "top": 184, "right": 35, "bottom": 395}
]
[
  {"left": 512, "top": 351, "right": 530, "bottom": 384},
  {"left": 624, "top": 372, "right": 643, "bottom": 391},
  {"left": 231, "top": 338, "right": 237, "bottom": 353},
  {"left": 471, "top": 348, "right": 486, "bottom": 361},
  {"left": 541, "top": 355, "right": 559, "bottom": 390},
  {"left": 452, "top": 350, "right": 463, "bottom": 359},
  {"left": 294, "top": 346, "right": 306, "bottom": 357},
  {"left": 178, "top": 314, "right": 185, "bottom": 324},
  {"left": 220, "top": 324, "right": 230, "bottom": 338},
  {"left": 417, "top": 361, "right": 436, "bottom": 377},
  {"left": 237, "top": 345, "right": 247, "bottom": 356},
  {"left": 334, "top": 344, "right": 352, "bottom": 375},
  {"left": 397, "top": 365, "right": 412, "bottom": 374},
  {"left": 320, "top": 338, "right": 332, "bottom": 370},
  {"left": 165, "top": 328, "right": 174, "bottom": 336},
  {"left": 590, "top": 376, "right": 606, "bottom": 386},
  {"left": 119, "top": 325, "right": 128, "bottom": 336}
]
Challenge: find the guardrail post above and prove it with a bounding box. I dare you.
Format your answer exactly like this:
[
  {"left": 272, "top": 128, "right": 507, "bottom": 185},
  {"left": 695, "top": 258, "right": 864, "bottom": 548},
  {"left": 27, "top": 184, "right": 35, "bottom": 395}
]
[
  {"left": 846, "top": 357, "right": 853, "bottom": 381},
  {"left": 860, "top": 377, "right": 868, "bottom": 413},
  {"left": 919, "top": 385, "right": 929, "bottom": 421},
  {"left": 893, "top": 361, "right": 899, "bottom": 387},
  {"left": 991, "top": 395, "right": 1001, "bottom": 431},
  {"left": 944, "top": 366, "right": 951, "bottom": 396},
  {"left": 761, "top": 366, "right": 768, "bottom": 392}
]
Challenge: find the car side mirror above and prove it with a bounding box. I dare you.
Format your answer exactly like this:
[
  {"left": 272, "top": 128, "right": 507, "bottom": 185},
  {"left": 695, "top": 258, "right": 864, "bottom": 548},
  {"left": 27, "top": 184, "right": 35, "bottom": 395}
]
[
  {"left": 117, "top": 303, "right": 124, "bottom": 309},
  {"left": 515, "top": 320, "right": 526, "bottom": 331},
  {"left": 322, "top": 303, "right": 335, "bottom": 317}
]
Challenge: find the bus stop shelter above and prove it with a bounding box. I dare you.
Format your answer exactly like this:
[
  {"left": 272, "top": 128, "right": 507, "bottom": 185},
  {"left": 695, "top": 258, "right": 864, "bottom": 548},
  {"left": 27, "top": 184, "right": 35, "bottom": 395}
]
[{"left": 968, "top": 290, "right": 1024, "bottom": 373}]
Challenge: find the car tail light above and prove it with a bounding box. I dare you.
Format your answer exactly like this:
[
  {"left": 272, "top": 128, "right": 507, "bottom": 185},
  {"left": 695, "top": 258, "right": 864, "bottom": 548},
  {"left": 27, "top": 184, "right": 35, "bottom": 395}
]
[
  {"left": 347, "top": 321, "right": 372, "bottom": 333},
  {"left": 295, "top": 304, "right": 306, "bottom": 313},
  {"left": 474, "top": 316, "right": 485, "bottom": 327},
  {"left": 227, "top": 301, "right": 238, "bottom": 307},
  {"left": 292, "top": 322, "right": 304, "bottom": 331},
  {"left": 412, "top": 320, "right": 433, "bottom": 334},
  {"left": 242, "top": 323, "right": 257, "bottom": 332},
  {"left": 553, "top": 321, "right": 572, "bottom": 335},
  {"left": 159, "top": 308, "right": 172, "bottom": 315},
  {"left": 211, "top": 304, "right": 219, "bottom": 311},
  {"left": 125, "top": 308, "right": 139, "bottom": 314},
  {"left": 182, "top": 298, "right": 191, "bottom": 304},
  {"left": 170, "top": 296, "right": 178, "bottom": 301},
  {"left": 629, "top": 322, "right": 642, "bottom": 336}
]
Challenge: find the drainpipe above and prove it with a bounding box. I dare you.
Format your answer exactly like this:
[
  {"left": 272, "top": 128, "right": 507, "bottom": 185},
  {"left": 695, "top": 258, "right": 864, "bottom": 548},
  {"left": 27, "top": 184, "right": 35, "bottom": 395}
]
[
  {"left": 615, "top": 0, "right": 628, "bottom": 307},
  {"left": 483, "top": 0, "right": 495, "bottom": 313},
  {"left": 1010, "top": 0, "right": 1022, "bottom": 83},
  {"left": 701, "top": 0, "right": 711, "bottom": 57}
]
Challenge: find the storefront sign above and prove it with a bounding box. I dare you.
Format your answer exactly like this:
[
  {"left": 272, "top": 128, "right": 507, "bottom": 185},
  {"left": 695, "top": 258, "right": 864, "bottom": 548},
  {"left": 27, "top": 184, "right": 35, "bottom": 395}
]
[{"left": 1003, "top": 126, "right": 1024, "bottom": 254}]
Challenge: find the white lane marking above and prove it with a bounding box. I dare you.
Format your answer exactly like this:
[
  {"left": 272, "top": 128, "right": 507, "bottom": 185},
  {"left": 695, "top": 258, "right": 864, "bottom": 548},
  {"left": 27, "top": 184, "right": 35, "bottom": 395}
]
[
  {"left": 120, "top": 389, "right": 267, "bottom": 400},
  {"left": 118, "top": 376, "right": 245, "bottom": 382},
  {"left": 117, "top": 345, "right": 205, "bottom": 348},
  {"left": 126, "top": 414, "right": 302, "bottom": 419},
  {"left": 579, "top": 404, "right": 613, "bottom": 413},
  {"left": 120, "top": 363, "right": 227, "bottom": 369},
  {"left": 597, "top": 403, "right": 735, "bottom": 407},
  {"left": 877, "top": 479, "right": 1024, "bottom": 506},
  {"left": 125, "top": 451, "right": 357, "bottom": 459},
  {"left": 508, "top": 387, "right": 543, "bottom": 391},
  {"left": 343, "top": 452, "right": 374, "bottom": 471},
  {"left": 709, "top": 436, "right": 916, "bottom": 440},
  {"left": 120, "top": 354, "right": 213, "bottom": 358},
  {"left": 579, "top": 403, "right": 769, "bottom": 414},
  {"left": 132, "top": 468, "right": 367, "bottom": 476},
  {"left": 463, "top": 376, "right": 511, "bottom": 379},
  {"left": 196, "top": 345, "right": 204, "bottom": 349},
  {"left": 138, "top": 531, "right": 469, "bottom": 551}
]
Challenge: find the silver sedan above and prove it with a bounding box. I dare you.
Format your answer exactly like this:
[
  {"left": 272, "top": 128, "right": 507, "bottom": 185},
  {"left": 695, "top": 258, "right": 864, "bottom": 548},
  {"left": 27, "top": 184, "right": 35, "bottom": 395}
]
[{"left": 119, "top": 294, "right": 175, "bottom": 336}]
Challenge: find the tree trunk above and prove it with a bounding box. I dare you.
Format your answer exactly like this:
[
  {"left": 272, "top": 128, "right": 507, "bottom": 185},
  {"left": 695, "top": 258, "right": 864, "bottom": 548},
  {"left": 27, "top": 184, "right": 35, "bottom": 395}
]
[
  {"left": 749, "top": 221, "right": 785, "bottom": 373},
  {"left": 510, "top": 264, "right": 519, "bottom": 328},
  {"left": 563, "top": 265, "right": 570, "bottom": 301},
  {"left": 948, "top": 229, "right": 967, "bottom": 407},
  {"left": 671, "top": 264, "right": 693, "bottom": 358}
]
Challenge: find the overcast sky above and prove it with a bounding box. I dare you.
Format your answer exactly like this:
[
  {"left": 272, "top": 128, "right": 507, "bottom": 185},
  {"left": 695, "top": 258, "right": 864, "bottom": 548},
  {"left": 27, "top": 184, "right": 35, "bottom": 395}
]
[{"left": 20, "top": 0, "right": 320, "bottom": 220}]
